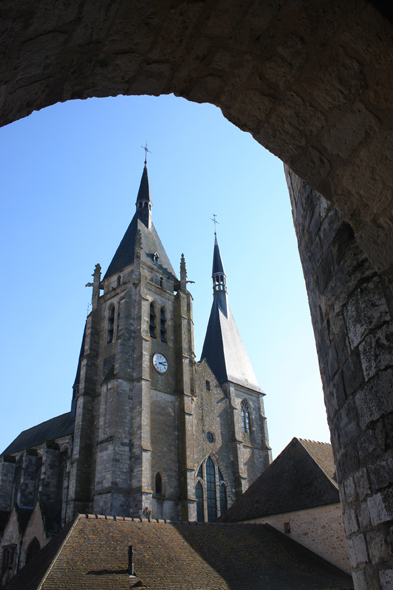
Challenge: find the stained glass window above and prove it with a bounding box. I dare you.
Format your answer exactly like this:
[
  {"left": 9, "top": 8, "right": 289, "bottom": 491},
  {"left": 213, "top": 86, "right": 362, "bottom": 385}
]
[{"left": 206, "top": 457, "right": 217, "bottom": 522}]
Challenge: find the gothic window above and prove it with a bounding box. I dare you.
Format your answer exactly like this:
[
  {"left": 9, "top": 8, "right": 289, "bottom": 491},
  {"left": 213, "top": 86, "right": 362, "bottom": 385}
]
[
  {"left": 1, "top": 545, "right": 16, "bottom": 575},
  {"left": 155, "top": 472, "right": 162, "bottom": 497},
  {"left": 241, "top": 401, "right": 251, "bottom": 434},
  {"left": 25, "top": 537, "right": 41, "bottom": 565},
  {"left": 117, "top": 304, "right": 121, "bottom": 337},
  {"left": 160, "top": 276, "right": 164, "bottom": 288},
  {"left": 160, "top": 307, "right": 167, "bottom": 342},
  {"left": 206, "top": 457, "right": 217, "bottom": 522},
  {"left": 220, "top": 484, "right": 227, "bottom": 515},
  {"left": 196, "top": 481, "right": 204, "bottom": 522},
  {"left": 117, "top": 275, "right": 121, "bottom": 287},
  {"left": 197, "top": 464, "right": 203, "bottom": 479},
  {"left": 149, "top": 303, "right": 156, "bottom": 338},
  {"left": 107, "top": 305, "right": 115, "bottom": 343}
]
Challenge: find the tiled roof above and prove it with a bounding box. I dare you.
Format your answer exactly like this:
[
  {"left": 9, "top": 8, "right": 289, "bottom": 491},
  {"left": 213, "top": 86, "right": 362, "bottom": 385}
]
[
  {"left": 4, "top": 518, "right": 75, "bottom": 590},
  {"left": 2, "top": 413, "right": 75, "bottom": 456},
  {"left": 220, "top": 438, "right": 339, "bottom": 523},
  {"left": 5, "top": 515, "right": 353, "bottom": 589}
]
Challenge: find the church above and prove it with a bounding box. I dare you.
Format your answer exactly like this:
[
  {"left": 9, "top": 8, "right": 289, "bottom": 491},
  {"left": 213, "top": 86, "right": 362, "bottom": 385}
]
[{"left": 0, "top": 161, "right": 272, "bottom": 583}]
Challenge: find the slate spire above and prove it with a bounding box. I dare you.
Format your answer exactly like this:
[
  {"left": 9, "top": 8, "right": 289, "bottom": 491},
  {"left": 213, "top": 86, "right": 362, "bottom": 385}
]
[
  {"left": 104, "top": 162, "right": 176, "bottom": 280},
  {"left": 201, "top": 234, "right": 261, "bottom": 391}
]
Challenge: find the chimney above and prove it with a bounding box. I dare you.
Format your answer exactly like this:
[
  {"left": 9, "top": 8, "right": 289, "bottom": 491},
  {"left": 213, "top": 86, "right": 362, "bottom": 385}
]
[{"left": 128, "top": 545, "right": 135, "bottom": 577}]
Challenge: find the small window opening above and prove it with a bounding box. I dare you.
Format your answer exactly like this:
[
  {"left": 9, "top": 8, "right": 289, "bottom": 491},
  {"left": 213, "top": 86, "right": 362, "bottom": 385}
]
[
  {"left": 150, "top": 303, "right": 156, "bottom": 338},
  {"left": 241, "top": 402, "right": 251, "bottom": 434},
  {"left": 117, "top": 305, "right": 121, "bottom": 337},
  {"left": 26, "top": 537, "right": 41, "bottom": 565},
  {"left": 206, "top": 432, "right": 214, "bottom": 443},
  {"left": 160, "top": 276, "right": 164, "bottom": 288},
  {"left": 117, "top": 275, "right": 121, "bottom": 287},
  {"left": 107, "top": 305, "right": 115, "bottom": 343},
  {"left": 160, "top": 307, "right": 167, "bottom": 343},
  {"left": 205, "top": 380, "right": 210, "bottom": 391},
  {"left": 155, "top": 472, "right": 162, "bottom": 497},
  {"left": 1, "top": 546, "right": 16, "bottom": 575},
  {"left": 284, "top": 522, "right": 291, "bottom": 534},
  {"left": 196, "top": 481, "right": 204, "bottom": 522}
]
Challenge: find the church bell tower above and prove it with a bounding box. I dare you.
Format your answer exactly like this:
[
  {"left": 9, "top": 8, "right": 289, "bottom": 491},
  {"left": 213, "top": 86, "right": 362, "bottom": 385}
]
[{"left": 66, "top": 162, "right": 271, "bottom": 523}]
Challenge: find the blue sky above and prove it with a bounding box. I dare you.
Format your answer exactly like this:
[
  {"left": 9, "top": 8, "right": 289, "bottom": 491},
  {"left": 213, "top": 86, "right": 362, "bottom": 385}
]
[{"left": 0, "top": 94, "right": 330, "bottom": 458}]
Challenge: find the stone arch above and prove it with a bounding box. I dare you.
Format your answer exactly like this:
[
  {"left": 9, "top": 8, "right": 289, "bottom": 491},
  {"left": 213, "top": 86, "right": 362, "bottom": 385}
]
[{"left": 2, "top": 1, "right": 393, "bottom": 584}]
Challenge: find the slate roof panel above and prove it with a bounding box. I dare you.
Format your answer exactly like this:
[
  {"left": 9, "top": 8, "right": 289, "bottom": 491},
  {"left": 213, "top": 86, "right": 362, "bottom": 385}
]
[
  {"left": 5, "top": 517, "right": 353, "bottom": 589},
  {"left": 2, "top": 413, "right": 75, "bottom": 456},
  {"left": 220, "top": 438, "right": 339, "bottom": 523}
]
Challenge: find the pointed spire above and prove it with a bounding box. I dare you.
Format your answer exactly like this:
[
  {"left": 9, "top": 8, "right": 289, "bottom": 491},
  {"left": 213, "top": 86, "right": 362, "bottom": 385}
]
[
  {"left": 212, "top": 234, "right": 227, "bottom": 294},
  {"left": 136, "top": 163, "right": 152, "bottom": 206},
  {"left": 200, "top": 235, "right": 261, "bottom": 391}
]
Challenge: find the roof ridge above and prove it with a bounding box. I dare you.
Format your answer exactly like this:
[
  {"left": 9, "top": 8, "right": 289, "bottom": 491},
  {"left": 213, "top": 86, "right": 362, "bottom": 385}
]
[{"left": 81, "top": 514, "right": 265, "bottom": 525}]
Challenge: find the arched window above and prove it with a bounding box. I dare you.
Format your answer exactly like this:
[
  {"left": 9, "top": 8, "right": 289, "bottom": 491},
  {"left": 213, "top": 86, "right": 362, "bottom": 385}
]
[
  {"left": 117, "top": 275, "right": 121, "bottom": 287},
  {"left": 107, "top": 305, "right": 115, "bottom": 343},
  {"left": 196, "top": 481, "right": 204, "bottom": 522},
  {"left": 206, "top": 457, "right": 217, "bottom": 522},
  {"left": 220, "top": 484, "right": 227, "bottom": 515},
  {"left": 160, "top": 276, "right": 163, "bottom": 288},
  {"left": 25, "top": 537, "right": 41, "bottom": 565},
  {"left": 149, "top": 303, "right": 156, "bottom": 338},
  {"left": 197, "top": 463, "right": 203, "bottom": 479},
  {"left": 155, "top": 472, "right": 162, "bottom": 497},
  {"left": 117, "top": 304, "right": 121, "bottom": 336},
  {"left": 160, "top": 307, "right": 167, "bottom": 342},
  {"left": 241, "top": 401, "right": 251, "bottom": 433}
]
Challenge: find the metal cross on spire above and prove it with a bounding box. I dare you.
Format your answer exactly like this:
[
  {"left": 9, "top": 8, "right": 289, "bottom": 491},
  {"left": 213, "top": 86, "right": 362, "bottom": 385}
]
[
  {"left": 211, "top": 214, "right": 219, "bottom": 234},
  {"left": 141, "top": 142, "right": 151, "bottom": 164}
]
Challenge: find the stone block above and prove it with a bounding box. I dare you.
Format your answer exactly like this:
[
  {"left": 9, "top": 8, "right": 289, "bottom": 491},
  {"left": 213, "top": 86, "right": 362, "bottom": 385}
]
[
  {"left": 379, "top": 569, "right": 393, "bottom": 590},
  {"left": 336, "top": 400, "right": 360, "bottom": 448},
  {"left": 358, "top": 429, "right": 378, "bottom": 462},
  {"left": 358, "top": 501, "right": 371, "bottom": 531},
  {"left": 367, "top": 529, "right": 390, "bottom": 565},
  {"left": 356, "top": 369, "right": 393, "bottom": 430},
  {"left": 344, "top": 477, "right": 356, "bottom": 504},
  {"left": 368, "top": 490, "right": 393, "bottom": 526},
  {"left": 342, "top": 351, "right": 364, "bottom": 398},
  {"left": 368, "top": 456, "right": 393, "bottom": 493},
  {"left": 348, "top": 533, "right": 368, "bottom": 568},
  {"left": 320, "top": 103, "right": 380, "bottom": 159},
  {"left": 359, "top": 323, "right": 393, "bottom": 382},
  {"left": 302, "top": 46, "right": 365, "bottom": 111},
  {"left": 354, "top": 469, "right": 371, "bottom": 502},
  {"left": 316, "top": 251, "right": 334, "bottom": 295},
  {"left": 344, "top": 506, "right": 359, "bottom": 535},
  {"left": 344, "top": 279, "right": 391, "bottom": 350}
]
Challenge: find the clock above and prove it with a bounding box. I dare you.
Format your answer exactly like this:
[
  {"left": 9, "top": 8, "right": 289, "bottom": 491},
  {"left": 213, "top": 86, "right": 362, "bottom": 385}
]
[{"left": 152, "top": 353, "right": 168, "bottom": 374}]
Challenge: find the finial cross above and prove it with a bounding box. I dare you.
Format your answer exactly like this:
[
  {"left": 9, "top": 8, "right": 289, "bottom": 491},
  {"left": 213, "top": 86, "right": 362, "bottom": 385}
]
[
  {"left": 211, "top": 214, "right": 219, "bottom": 234},
  {"left": 141, "top": 142, "right": 151, "bottom": 164}
]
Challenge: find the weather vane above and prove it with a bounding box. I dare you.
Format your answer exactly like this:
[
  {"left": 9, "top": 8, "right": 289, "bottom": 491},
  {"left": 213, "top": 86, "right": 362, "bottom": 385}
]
[
  {"left": 141, "top": 141, "right": 151, "bottom": 164},
  {"left": 211, "top": 214, "right": 219, "bottom": 234}
]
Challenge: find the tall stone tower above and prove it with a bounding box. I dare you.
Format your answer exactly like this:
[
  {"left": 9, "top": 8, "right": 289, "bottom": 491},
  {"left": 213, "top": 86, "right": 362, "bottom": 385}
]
[
  {"left": 1, "top": 162, "right": 271, "bottom": 536},
  {"left": 201, "top": 233, "right": 271, "bottom": 495}
]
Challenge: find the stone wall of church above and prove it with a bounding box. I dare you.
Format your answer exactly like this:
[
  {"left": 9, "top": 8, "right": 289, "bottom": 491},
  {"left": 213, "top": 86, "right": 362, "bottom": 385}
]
[
  {"left": 286, "top": 167, "right": 393, "bottom": 589},
  {"left": 150, "top": 388, "right": 180, "bottom": 521},
  {"left": 249, "top": 503, "right": 350, "bottom": 574},
  {"left": 0, "top": 457, "right": 16, "bottom": 512}
]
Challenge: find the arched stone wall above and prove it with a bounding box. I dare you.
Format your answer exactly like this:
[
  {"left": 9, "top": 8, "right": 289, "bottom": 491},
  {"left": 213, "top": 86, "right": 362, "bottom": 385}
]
[
  {"left": 2, "top": 0, "right": 393, "bottom": 586},
  {"left": 287, "top": 167, "right": 393, "bottom": 589}
]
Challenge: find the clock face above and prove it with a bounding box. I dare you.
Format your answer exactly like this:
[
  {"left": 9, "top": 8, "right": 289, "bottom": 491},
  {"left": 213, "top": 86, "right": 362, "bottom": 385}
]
[{"left": 153, "top": 353, "right": 168, "bottom": 374}]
